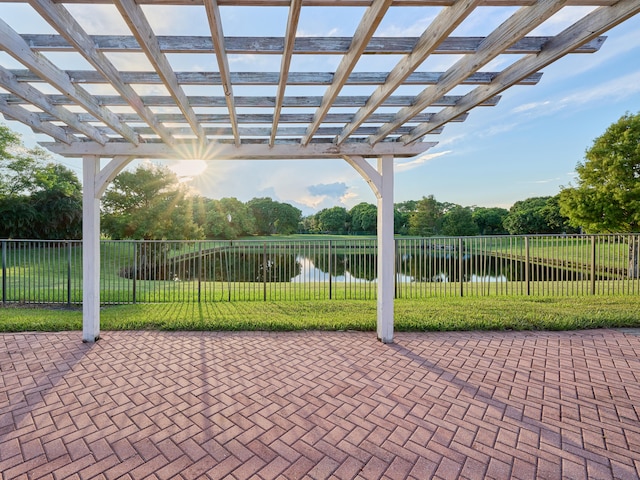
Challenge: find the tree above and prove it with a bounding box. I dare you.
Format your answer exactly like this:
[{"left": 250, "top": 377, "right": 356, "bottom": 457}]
[
  {"left": 394, "top": 200, "right": 417, "bottom": 235},
  {"left": 559, "top": 112, "right": 640, "bottom": 277},
  {"left": 503, "top": 197, "right": 558, "bottom": 235},
  {"left": 349, "top": 202, "right": 377, "bottom": 234},
  {"left": 317, "top": 206, "right": 349, "bottom": 234},
  {"left": 472, "top": 207, "right": 509, "bottom": 235},
  {"left": 559, "top": 112, "right": 640, "bottom": 233},
  {"left": 204, "top": 197, "right": 255, "bottom": 239},
  {"left": 101, "top": 164, "right": 203, "bottom": 240},
  {"left": 440, "top": 206, "right": 479, "bottom": 236},
  {"left": 246, "top": 197, "right": 302, "bottom": 235},
  {"left": 0, "top": 125, "right": 82, "bottom": 239},
  {"left": 408, "top": 195, "right": 444, "bottom": 236}
]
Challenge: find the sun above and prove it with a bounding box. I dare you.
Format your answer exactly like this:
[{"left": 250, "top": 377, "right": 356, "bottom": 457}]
[{"left": 168, "top": 159, "right": 209, "bottom": 181}]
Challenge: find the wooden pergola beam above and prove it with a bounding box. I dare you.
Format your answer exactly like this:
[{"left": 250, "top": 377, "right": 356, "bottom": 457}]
[
  {"left": 40, "top": 140, "right": 437, "bottom": 159},
  {"left": 33, "top": 111, "right": 469, "bottom": 124},
  {"left": 401, "top": 0, "right": 640, "bottom": 144},
  {"left": 0, "top": 97, "right": 78, "bottom": 144},
  {"left": 335, "top": 0, "right": 479, "bottom": 145},
  {"left": 301, "top": 0, "right": 393, "bottom": 145},
  {"left": 114, "top": 0, "right": 208, "bottom": 143},
  {"left": 0, "top": 18, "right": 138, "bottom": 144},
  {"left": 0, "top": 65, "right": 107, "bottom": 143},
  {"left": 270, "top": 0, "right": 302, "bottom": 146},
  {"left": 3, "top": 0, "right": 619, "bottom": 8},
  {"left": 0, "top": 93, "right": 501, "bottom": 108},
  {"left": 13, "top": 34, "right": 605, "bottom": 55},
  {"left": 368, "top": 0, "right": 568, "bottom": 145},
  {"left": 27, "top": 0, "right": 177, "bottom": 146},
  {"left": 7, "top": 69, "right": 544, "bottom": 86},
  {"left": 204, "top": 0, "right": 240, "bottom": 146}
]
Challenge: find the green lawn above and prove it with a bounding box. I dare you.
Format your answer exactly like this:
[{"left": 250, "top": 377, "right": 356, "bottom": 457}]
[{"left": 2, "top": 296, "right": 639, "bottom": 333}]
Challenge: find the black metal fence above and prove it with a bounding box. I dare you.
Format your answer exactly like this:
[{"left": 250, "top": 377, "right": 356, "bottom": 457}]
[{"left": 1, "top": 234, "right": 639, "bottom": 305}]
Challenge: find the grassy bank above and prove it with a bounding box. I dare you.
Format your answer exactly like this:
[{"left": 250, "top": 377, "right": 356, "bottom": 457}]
[{"left": 1, "top": 296, "right": 639, "bottom": 333}]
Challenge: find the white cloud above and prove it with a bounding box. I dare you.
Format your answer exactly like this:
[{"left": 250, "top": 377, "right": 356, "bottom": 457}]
[
  {"left": 512, "top": 100, "right": 552, "bottom": 114},
  {"left": 65, "top": 4, "right": 132, "bottom": 35},
  {"left": 395, "top": 150, "right": 451, "bottom": 172}
]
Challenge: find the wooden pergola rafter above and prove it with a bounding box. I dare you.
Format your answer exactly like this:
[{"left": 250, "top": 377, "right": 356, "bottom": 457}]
[{"left": 0, "top": 0, "right": 638, "bottom": 343}]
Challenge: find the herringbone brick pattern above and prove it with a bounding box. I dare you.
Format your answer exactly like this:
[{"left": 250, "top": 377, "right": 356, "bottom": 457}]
[{"left": 1, "top": 329, "right": 639, "bottom": 479}]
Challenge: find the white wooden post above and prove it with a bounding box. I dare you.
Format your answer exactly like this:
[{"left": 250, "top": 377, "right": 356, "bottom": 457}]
[
  {"left": 377, "top": 155, "right": 394, "bottom": 343},
  {"left": 82, "top": 155, "right": 100, "bottom": 342}
]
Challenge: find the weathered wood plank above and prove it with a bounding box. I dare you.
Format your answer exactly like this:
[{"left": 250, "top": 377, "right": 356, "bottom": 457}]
[
  {"left": 0, "top": 97, "right": 77, "bottom": 144},
  {"left": 0, "top": 64, "right": 107, "bottom": 142},
  {"left": 115, "top": 0, "right": 206, "bottom": 142},
  {"left": 13, "top": 34, "right": 605, "bottom": 54},
  {"left": 271, "top": 0, "right": 302, "bottom": 145},
  {"left": 35, "top": 111, "right": 469, "bottom": 124},
  {"left": 28, "top": 0, "right": 176, "bottom": 145},
  {"left": 40, "top": 138, "right": 438, "bottom": 160},
  {"left": 8, "top": 69, "right": 543, "bottom": 86},
  {"left": 0, "top": 18, "right": 137, "bottom": 144},
  {"left": 4, "top": 0, "right": 618, "bottom": 8},
  {"left": 369, "top": 0, "right": 567, "bottom": 144},
  {"left": 94, "top": 125, "right": 445, "bottom": 136},
  {"left": 205, "top": 0, "right": 239, "bottom": 145},
  {"left": 302, "top": 0, "right": 393, "bottom": 145},
  {"left": 400, "top": 0, "right": 640, "bottom": 144},
  {"left": 0, "top": 93, "right": 500, "bottom": 107},
  {"left": 336, "top": 0, "right": 478, "bottom": 144}
]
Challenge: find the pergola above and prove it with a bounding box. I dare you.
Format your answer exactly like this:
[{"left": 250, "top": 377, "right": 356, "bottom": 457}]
[{"left": 1, "top": 0, "right": 638, "bottom": 343}]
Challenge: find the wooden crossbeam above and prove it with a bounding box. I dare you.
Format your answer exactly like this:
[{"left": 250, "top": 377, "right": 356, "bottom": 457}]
[
  {"left": 14, "top": 34, "right": 605, "bottom": 55},
  {"left": 114, "top": 0, "right": 207, "bottom": 143},
  {"left": 7, "top": 69, "right": 544, "bottom": 86},
  {"left": 34, "top": 111, "right": 469, "bottom": 124},
  {"left": 204, "top": 0, "right": 239, "bottom": 146},
  {"left": 0, "top": 65, "right": 107, "bottom": 143},
  {"left": 400, "top": 0, "right": 640, "bottom": 144},
  {"left": 301, "top": 0, "right": 393, "bottom": 145},
  {"left": 0, "top": 18, "right": 138, "bottom": 144},
  {"left": 369, "top": 0, "right": 568, "bottom": 145},
  {"left": 40, "top": 139, "right": 438, "bottom": 159},
  {"left": 8, "top": 0, "right": 619, "bottom": 6},
  {"left": 90, "top": 125, "right": 445, "bottom": 136},
  {"left": 0, "top": 93, "right": 500, "bottom": 108},
  {"left": 0, "top": 97, "right": 78, "bottom": 144},
  {"left": 27, "top": 0, "right": 177, "bottom": 146},
  {"left": 270, "top": 0, "right": 302, "bottom": 146},
  {"left": 335, "top": 0, "right": 479, "bottom": 145}
]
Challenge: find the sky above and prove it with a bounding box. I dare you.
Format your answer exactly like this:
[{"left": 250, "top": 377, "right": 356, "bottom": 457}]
[{"left": 1, "top": 4, "right": 640, "bottom": 216}]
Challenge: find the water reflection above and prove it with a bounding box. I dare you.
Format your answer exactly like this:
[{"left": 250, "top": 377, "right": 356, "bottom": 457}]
[{"left": 290, "top": 256, "right": 415, "bottom": 283}]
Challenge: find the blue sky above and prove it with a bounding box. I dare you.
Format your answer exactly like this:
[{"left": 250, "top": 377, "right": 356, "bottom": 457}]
[{"left": 1, "top": 4, "right": 639, "bottom": 215}]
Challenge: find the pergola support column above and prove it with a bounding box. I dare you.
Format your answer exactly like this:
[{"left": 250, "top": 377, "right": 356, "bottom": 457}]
[
  {"left": 82, "top": 155, "right": 100, "bottom": 342},
  {"left": 343, "top": 153, "right": 395, "bottom": 343},
  {"left": 376, "top": 155, "right": 394, "bottom": 343}
]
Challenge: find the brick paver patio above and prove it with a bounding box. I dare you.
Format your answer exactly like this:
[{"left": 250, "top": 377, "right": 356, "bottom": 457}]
[{"left": 1, "top": 329, "right": 639, "bottom": 479}]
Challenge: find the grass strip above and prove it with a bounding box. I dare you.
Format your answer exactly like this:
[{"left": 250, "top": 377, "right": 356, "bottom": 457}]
[{"left": 1, "top": 296, "right": 639, "bottom": 333}]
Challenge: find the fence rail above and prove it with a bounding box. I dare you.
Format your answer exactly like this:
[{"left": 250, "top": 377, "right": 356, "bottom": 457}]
[{"left": 1, "top": 234, "right": 639, "bottom": 305}]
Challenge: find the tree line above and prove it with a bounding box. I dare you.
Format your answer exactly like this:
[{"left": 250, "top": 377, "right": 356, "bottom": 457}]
[{"left": 1, "top": 111, "right": 639, "bottom": 240}]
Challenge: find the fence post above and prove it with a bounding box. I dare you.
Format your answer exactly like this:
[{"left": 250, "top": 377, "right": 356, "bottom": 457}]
[
  {"left": 263, "top": 242, "right": 267, "bottom": 301},
  {"left": 132, "top": 241, "right": 137, "bottom": 304},
  {"left": 459, "top": 237, "right": 464, "bottom": 297},
  {"left": 328, "top": 240, "right": 332, "bottom": 300},
  {"left": 591, "top": 235, "right": 596, "bottom": 295},
  {"left": 67, "top": 241, "right": 72, "bottom": 306},
  {"left": 198, "top": 242, "right": 202, "bottom": 303},
  {"left": 2, "top": 241, "right": 6, "bottom": 305},
  {"left": 525, "top": 236, "right": 530, "bottom": 296},
  {"left": 394, "top": 240, "right": 399, "bottom": 300}
]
